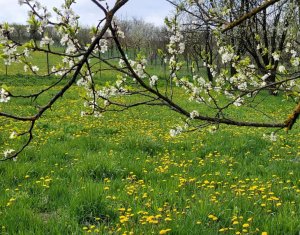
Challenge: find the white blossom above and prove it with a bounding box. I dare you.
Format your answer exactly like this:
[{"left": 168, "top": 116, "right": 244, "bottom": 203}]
[
  {"left": 3, "top": 149, "right": 15, "bottom": 158},
  {"left": 272, "top": 52, "right": 280, "bottom": 61},
  {"left": 219, "top": 47, "right": 234, "bottom": 64},
  {"left": 23, "top": 48, "right": 30, "bottom": 57},
  {"left": 169, "top": 126, "right": 183, "bottom": 137},
  {"left": 76, "top": 78, "right": 87, "bottom": 87},
  {"left": 290, "top": 50, "right": 297, "bottom": 57},
  {"left": 104, "top": 100, "right": 110, "bottom": 106},
  {"left": 9, "top": 131, "right": 17, "bottom": 139},
  {"left": 233, "top": 97, "right": 243, "bottom": 107},
  {"left": 256, "top": 44, "right": 261, "bottom": 50},
  {"left": 190, "top": 110, "right": 199, "bottom": 119},
  {"left": 149, "top": 75, "right": 159, "bottom": 87},
  {"left": 32, "top": 66, "right": 39, "bottom": 72},
  {"left": 278, "top": 65, "right": 286, "bottom": 73},
  {"left": 135, "top": 63, "right": 146, "bottom": 78},
  {"left": 261, "top": 73, "right": 271, "bottom": 81},
  {"left": 66, "top": 40, "right": 77, "bottom": 54},
  {"left": 0, "top": 88, "right": 10, "bottom": 103},
  {"left": 291, "top": 58, "right": 299, "bottom": 67},
  {"left": 264, "top": 132, "right": 277, "bottom": 142},
  {"left": 170, "top": 129, "right": 177, "bottom": 137},
  {"left": 80, "top": 111, "right": 87, "bottom": 117},
  {"left": 208, "top": 125, "right": 217, "bottom": 133},
  {"left": 94, "top": 112, "right": 102, "bottom": 118},
  {"left": 40, "top": 36, "right": 54, "bottom": 47},
  {"left": 178, "top": 42, "right": 185, "bottom": 54},
  {"left": 237, "top": 82, "right": 247, "bottom": 91},
  {"left": 60, "top": 34, "right": 69, "bottom": 46},
  {"left": 99, "top": 39, "right": 108, "bottom": 53},
  {"left": 119, "top": 59, "right": 125, "bottom": 67}
]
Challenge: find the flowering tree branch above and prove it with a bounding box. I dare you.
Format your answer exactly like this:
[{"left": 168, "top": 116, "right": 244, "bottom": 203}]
[
  {"left": 0, "top": 0, "right": 299, "bottom": 160},
  {"left": 0, "top": 0, "right": 128, "bottom": 160}
]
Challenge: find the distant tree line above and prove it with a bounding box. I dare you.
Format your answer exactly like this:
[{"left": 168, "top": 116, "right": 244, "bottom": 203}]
[{"left": 9, "top": 19, "right": 169, "bottom": 66}]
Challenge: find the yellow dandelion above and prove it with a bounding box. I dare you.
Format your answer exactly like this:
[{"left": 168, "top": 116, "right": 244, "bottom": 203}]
[
  {"left": 242, "top": 223, "right": 250, "bottom": 228},
  {"left": 208, "top": 214, "right": 218, "bottom": 220},
  {"left": 159, "top": 229, "right": 171, "bottom": 235}
]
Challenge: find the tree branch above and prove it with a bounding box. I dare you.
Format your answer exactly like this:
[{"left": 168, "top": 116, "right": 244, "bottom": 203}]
[{"left": 222, "top": 0, "right": 281, "bottom": 33}]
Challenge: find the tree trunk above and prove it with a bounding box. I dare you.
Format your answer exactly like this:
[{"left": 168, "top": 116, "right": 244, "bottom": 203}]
[{"left": 266, "top": 73, "right": 277, "bottom": 95}]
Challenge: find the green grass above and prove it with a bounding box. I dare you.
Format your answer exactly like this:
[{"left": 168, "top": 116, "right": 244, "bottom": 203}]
[{"left": 0, "top": 65, "right": 300, "bottom": 235}]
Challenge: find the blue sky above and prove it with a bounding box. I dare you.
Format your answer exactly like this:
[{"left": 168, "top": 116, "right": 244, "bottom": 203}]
[{"left": 0, "top": 0, "right": 174, "bottom": 26}]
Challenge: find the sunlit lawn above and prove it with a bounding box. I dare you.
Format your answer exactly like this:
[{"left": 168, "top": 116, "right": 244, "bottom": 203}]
[{"left": 0, "top": 62, "right": 300, "bottom": 235}]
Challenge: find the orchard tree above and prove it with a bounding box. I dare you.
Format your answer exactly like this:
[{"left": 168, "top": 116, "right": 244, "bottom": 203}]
[
  {"left": 0, "top": 0, "right": 299, "bottom": 161},
  {"left": 169, "top": 0, "right": 300, "bottom": 89},
  {"left": 116, "top": 18, "right": 168, "bottom": 65}
]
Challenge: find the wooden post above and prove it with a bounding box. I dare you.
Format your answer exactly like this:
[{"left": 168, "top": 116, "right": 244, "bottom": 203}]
[
  {"left": 46, "top": 51, "right": 50, "bottom": 75},
  {"left": 99, "top": 52, "right": 102, "bottom": 78}
]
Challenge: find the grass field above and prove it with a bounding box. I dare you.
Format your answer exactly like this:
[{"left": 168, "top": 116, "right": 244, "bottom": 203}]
[{"left": 0, "top": 55, "right": 300, "bottom": 235}]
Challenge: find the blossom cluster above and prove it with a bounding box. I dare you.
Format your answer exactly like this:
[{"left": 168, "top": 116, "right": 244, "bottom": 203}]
[{"left": 0, "top": 88, "right": 10, "bottom": 103}]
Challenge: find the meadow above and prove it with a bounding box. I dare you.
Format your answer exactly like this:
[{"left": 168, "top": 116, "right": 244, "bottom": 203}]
[{"left": 0, "top": 51, "right": 300, "bottom": 235}]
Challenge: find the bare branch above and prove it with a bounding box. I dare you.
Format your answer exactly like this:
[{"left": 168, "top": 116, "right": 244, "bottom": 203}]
[{"left": 221, "top": 0, "right": 281, "bottom": 33}]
